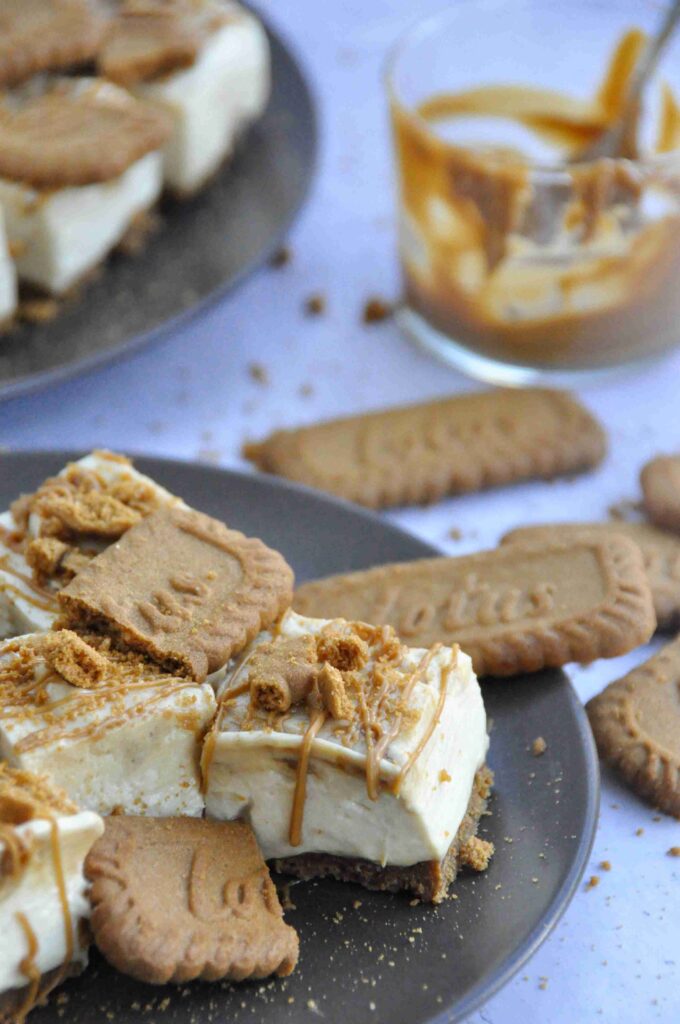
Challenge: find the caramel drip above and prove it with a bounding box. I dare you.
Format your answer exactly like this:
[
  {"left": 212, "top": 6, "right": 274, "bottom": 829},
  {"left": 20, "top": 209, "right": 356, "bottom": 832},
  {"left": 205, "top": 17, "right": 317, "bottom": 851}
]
[
  {"left": 289, "top": 708, "right": 327, "bottom": 847},
  {"left": 415, "top": 28, "right": 651, "bottom": 159},
  {"left": 0, "top": 555, "right": 55, "bottom": 601},
  {"left": 49, "top": 817, "right": 74, "bottom": 969},
  {"left": 0, "top": 577, "right": 58, "bottom": 606},
  {"left": 200, "top": 648, "right": 260, "bottom": 790},
  {"left": 15, "top": 911, "right": 40, "bottom": 1024},
  {"left": 393, "top": 662, "right": 451, "bottom": 795},
  {"left": 0, "top": 642, "right": 201, "bottom": 753},
  {"left": 0, "top": 822, "right": 29, "bottom": 879},
  {"left": 13, "top": 677, "right": 199, "bottom": 753},
  {"left": 364, "top": 645, "right": 442, "bottom": 801}
]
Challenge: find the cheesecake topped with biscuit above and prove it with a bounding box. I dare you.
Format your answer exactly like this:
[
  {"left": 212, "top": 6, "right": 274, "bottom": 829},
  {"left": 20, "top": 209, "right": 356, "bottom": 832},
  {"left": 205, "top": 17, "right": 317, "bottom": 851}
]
[
  {"left": 0, "top": 77, "right": 171, "bottom": 295},
  {"left": 98, "top": 0, "right": 270, "bottom": 195},
  {"left": 0, "top": 450, "right": 181, "bottom": 639},
  {"left": 204, "top": 610, "right": 493, "bottom": 902}
]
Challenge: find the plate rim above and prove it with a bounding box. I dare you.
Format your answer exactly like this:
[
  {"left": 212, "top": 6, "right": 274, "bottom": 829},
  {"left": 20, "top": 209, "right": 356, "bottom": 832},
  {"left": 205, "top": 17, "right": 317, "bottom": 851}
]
[
  {"left": 0, "top": 450, "right": 601, "bottom": 1023},
  {"left": 0, "top": 4, "right": 318, "bottom": 404}
]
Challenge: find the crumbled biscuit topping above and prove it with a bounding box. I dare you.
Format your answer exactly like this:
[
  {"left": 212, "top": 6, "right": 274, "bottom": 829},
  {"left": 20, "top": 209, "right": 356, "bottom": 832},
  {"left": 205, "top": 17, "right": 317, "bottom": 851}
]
[{"left": 41, "top": 629, "right": 108, "bottom": 688}]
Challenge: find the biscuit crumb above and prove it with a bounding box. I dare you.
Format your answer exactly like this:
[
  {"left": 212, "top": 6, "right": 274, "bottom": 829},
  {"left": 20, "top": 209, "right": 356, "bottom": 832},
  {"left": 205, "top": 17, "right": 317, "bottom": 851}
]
[
  {"left": 439, "top": 769, "right": 452, "bottom": 783},
  {"left": 585, "top": 875, "right": 600, "bottom": 890},
  {"left": 41, "top": 630, "right": 107, "bottom": 688},
  {"left": 447, "top": 527, "right": 462, "bottom": 541},
  {"left": 269, "top": 245, "right": 291, "bottom": 268},
  {"left": 43, "top": 489, "right": 141, "bottom": 538},
  {"left": 317, "top": 663, "right": 353, "bottom": 720},
  {"left": 304, "top": 293, "right": 326, "bottom": 316},
  {"left": 317, "top": 632, "right": 369, "bottom": 671},
  {"left": 362, "top": 297, "right": 392, "bottom": 324},
  {"left": 248, "top": 362, "right": 269, "bottom": 386},
  {"left": 459, "top": 835, "right": 494, "bottom": 872},
  {"left": 668, "top": 846, "right": 680, "bottom": 857},
  {"left": 25, "top": 537, "right": 70, "bottom": 580},
  {"left": 599, "top": 860, "right": 612, "bottom": 871},
  {"left": 299, "top": 383, "right": 314, "bottom": 398},
  {"left": 531, "top": 736, "right": 547, "bottom": 756},
  {"left": 635, "top": 827, "right": 645, "bottom": 836}
]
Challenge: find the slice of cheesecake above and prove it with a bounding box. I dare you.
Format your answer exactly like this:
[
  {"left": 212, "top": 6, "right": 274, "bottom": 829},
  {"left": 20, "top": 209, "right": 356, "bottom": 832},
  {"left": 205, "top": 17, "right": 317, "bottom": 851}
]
[
  {"left": 0, "top": 764, "right": 103, "bottom": 1020},
  {"left": 0, "top": 77, "right": 171, "bottom": 295},
  {"left": 99, "top": 0, "right": 270, "bottom": 196},
  {"left": 203, "top": 611, "right": 493, "bottom": 902},
  {"left": 0, "top": 450, "right": 182, "bottom": 640},
  {"left": 0, "top": 630, "right": 217, "bottom": 816}
]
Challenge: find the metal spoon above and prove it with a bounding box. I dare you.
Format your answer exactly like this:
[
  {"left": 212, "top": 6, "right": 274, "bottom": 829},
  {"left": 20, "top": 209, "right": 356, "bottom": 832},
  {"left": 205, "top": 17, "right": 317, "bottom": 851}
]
[{"left": 577, "top": 0, "right": 680, "bottom": 161}]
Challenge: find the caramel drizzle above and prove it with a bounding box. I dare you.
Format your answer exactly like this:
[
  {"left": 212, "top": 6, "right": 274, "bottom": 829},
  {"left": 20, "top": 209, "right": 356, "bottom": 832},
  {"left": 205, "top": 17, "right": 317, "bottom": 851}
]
[
  {"left": 393, "top": 661, "right": 451, "bottom": 796},
  {"left": 0, "top": 646, "right": 200, "bottom": 753},
  {"left": 11, "top": 815, "right": 75, "bottom": 1021},
  {"left": 0, "top": 822, "right": 30, "bottom": 879},
  {"left": 199, "top": 644, "right": 261, "bottom": 791},
  {"left": 0, "top": 523, "right": 25, "bottom": 553},
  {"left": 12, "top": 678, "right": 199, "bottom": 754},
  {"left": 15, "top": 912, "right": 40, "bottom": 1024},
  {"left": 0, "top": 558, "right": 59, "bottom": 612},
  {"left": 289, "top": 708, "right": 327, "bottom": 847},
  {"left": 199, "top": 679, "right": 251, "bottom": 791},
  {"left": 49, "top": 817, "right": 74, "bottom": 968},
  {"left": 364, "top": 645, "right": 442, "bottom": 800}
]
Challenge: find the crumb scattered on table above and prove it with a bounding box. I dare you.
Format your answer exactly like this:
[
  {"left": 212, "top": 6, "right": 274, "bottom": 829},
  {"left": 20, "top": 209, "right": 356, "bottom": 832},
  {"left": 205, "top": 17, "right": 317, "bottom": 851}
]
[
  {"left": 362, "top": 296, "right": 393, "bottom": 324},
  {"left": 600, "top": 860, "right": 612, "bottom": 871},
  {"left": 531, "top": 736, "right": 547, "bottom": 757},
  {"left": 668, "top": 846, "right": 680, "bottom": 857},
  {"left": 269, "top": 245, "right": 291, "bottom": 268},
  {"left": 304, "top": 293, "right": 326, "bottom": 316},
  {"left": 248, "top": 362, "right": 269, "bottom": 385},
  {"left": 635, "top": 828, "right": 645, "bottom": 836},
  {"left": 585, "top": 875, "right": 600, "bottom": 891},
  {"left": 448, "top": 527, "right": 462, "bottom": 541}
]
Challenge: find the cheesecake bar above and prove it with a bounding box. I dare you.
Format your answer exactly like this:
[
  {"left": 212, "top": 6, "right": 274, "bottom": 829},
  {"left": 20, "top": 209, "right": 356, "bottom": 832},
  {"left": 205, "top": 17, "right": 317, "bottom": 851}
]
[
  {"left": 0, "top": 630, "right": 217, "bottom": 816},
  {"left": 0, "top": 450, "right": 181, "bottom": 640},
  {"left": 0, "top": 764, "right": 103, "bottom": 1020},
  {"left": 203, "top": 611, "right": 492, "bottom": 902},
  {"left": 99, "top": 0, "right": 271, "bottom": 196},
  {"left": 0, "top": 77, "right": 171, "bottom": 295}
]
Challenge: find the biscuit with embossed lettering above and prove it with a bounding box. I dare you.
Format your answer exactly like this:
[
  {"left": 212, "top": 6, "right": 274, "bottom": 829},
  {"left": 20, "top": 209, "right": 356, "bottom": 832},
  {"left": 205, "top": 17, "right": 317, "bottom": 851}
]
[
  {"left": 502, "top": 522, "right": 680, "bottom": 630},
  {"left": 0, "top": 0, "right": 106, "bottom": 88},
  {"left": 294, "top": 535, "right": 655, "bottom": 677},
  {"left": 587, "top": 639, "right": 680, "bottom": 817},
  {"left": 243, "top": 388, "right": 606, "bottom": 509},
  {"left": 85, "top": 816, "right": 299, "bottom": 983},
  {"left": 57, "top": 505, "right": 294, "bottom": 682},
  {"left": 641, "top": 455, "right": 680, "bottom": 533}
]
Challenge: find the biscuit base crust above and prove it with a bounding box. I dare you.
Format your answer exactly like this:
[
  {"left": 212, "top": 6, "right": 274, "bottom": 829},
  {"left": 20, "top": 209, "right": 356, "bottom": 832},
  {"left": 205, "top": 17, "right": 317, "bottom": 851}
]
[{"left": 273, "top": 765, "right": 493, "bottom": 904}]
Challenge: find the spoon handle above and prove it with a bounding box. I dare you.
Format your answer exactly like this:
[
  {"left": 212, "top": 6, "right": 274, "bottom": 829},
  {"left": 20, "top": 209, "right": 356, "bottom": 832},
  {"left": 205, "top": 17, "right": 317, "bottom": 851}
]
[{"left": 629, "top": 0, "right": 680, "bottom": 107}]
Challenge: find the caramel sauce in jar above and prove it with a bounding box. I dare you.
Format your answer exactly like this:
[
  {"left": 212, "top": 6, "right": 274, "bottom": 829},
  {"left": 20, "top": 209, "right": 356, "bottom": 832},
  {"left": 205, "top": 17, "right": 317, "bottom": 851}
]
[{"left": 391, "top": 28, "right": 680, "bottom": 370}]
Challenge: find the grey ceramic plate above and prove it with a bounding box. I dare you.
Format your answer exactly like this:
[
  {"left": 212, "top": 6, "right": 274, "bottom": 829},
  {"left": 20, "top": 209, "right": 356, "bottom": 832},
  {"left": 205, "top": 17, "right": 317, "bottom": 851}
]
[
  {"left": 0, "top": 453, "right": 599, "bottom": 1024},
  {"left": 0, "top": 9, "right": 317, "bottom": 401}
]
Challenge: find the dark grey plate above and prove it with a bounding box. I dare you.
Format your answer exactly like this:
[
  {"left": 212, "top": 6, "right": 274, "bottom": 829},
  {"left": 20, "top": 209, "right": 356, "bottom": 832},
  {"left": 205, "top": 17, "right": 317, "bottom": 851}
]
[
  {"left": 0, "top": 453, "right": 599, "bottom": 1024},
  {"left": 0, "top": 9, "right": 317, "bottom": 402}
]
